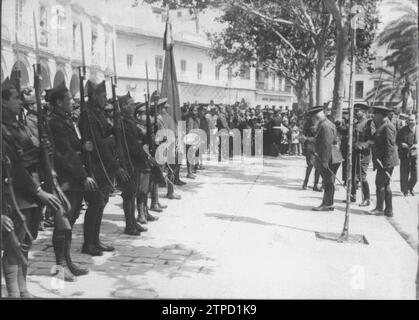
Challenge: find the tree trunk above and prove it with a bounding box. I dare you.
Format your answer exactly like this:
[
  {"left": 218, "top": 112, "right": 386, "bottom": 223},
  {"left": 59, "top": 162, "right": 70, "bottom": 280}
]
[
  {"left": 309, "top": 74, "right": 315, "bottom": 107},
  {"left": 331, "top": 23, "right": 349, "bottom": 121},
  {"left": 316, "top": 44, "right": 325, "bottom": 106},
  {"left": 294, "top": 80, "right": 308, "bottom": 111}
]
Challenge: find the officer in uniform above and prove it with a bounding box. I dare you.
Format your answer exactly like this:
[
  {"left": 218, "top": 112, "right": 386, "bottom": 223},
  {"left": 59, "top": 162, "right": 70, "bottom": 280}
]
[
  {"left": 47, "top": 82, "right": 98, "bottom": 277},
  {"left": 369, "top": 105, "right": 399, "bottom": 217},
  {"left": 302, "top": 117, "right": 321, "bottom": 191},
  {"left": 309, "top": 106, "right": 343, "bottom": 211},
  {"left": 396, "top": 114, "right": 417, "bottom": 196},
  {"left": 2, "top": 78, "right": 61, "bottom": 297},
  {"left": 78, "top": 80, "right": 129, "bottom": 256},
  {"left": 345, "top": 103, "right": 373, "bottom": 206}
]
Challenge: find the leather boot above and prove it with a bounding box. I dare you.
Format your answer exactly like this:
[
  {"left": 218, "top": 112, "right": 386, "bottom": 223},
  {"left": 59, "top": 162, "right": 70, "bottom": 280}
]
[
  {"left": 94, "top": 207, "right": 115, "bottom": 252},
  {"left": 384, "top": 189, "right": 393, "bottom": 217},
  {"left": 17, "top": 264, "right": 37, "bottom": 298},
  {"left": 144, "top": 193, "right": 158, "bottom": 222},
  {"left": 52, "top": 230, "right": 75, "bottom": 282},
  {"left": 370, "top": 188, "right": 384, "bottom": 215},
  {"left": 137, "top": 194, "right": 148, "bottom": 225},
  {"left": 65, "top": 231, "right": 89, "bottom": 276},
  {"left": 2, "top": 259, "right": 20, "bottom": 298},
  {"left": 123, "top": 198, "right": 141, "bottom": 236},
  {"left": 150, "top": 183, "right": 163, "bottom": 212},
  {"left": 157, "top": 202, "right": 168, "bottom": 209}
]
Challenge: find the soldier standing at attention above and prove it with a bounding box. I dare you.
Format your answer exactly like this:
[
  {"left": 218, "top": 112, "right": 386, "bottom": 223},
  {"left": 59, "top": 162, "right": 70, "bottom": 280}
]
[
  {"left": 396, "top": 114, "right": 417, "bottom": 196},
  {"left": 78, "top": 80, "right": 129, "bottom": 256},
  {"left": 309, "top": 106, "right": 343, "bottom": 211},
  {"left": 369, "top": 105, "right": 399, "bottom": 217},
  {"left": 2, "top": 78, "right": 61, "bottom": 297},
  {"left": 47, "top": 82, "right": 98, "bottom": 278}
]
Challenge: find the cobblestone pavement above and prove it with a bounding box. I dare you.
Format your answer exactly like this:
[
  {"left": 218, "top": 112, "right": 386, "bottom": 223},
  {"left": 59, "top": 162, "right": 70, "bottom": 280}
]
[{"left": 3, "top": 155, "right": 417, "bottom": 299}]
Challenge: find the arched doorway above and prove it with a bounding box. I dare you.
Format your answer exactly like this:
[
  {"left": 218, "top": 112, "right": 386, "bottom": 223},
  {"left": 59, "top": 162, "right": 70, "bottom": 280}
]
[
  {"left": 70, "top": 73, "right": 80, "bottom": 98},
  {"left": 10, "top": 61, "right": 30, "bottom": 88},
  {"left": 40, "top": 64, "right": 51, "bottom": 91},
  {"left": 53, "top": 70, "right": 66, "bottom": 87}
]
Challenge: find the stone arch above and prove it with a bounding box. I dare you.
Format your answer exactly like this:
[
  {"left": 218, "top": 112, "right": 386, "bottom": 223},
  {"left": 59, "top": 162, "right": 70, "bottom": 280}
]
[
  {"left": 1, "top": 54, "right": 8, "bottom": 82},
  {"left": 10, "top": 61, "right": 30, "bottom": 88},
  {"left": 39, "top": 61, "right": 52, "bottom": 91},
  {"left": 70, "top": 72, "right": 80, "bottom": 98},
  {"left": 53, "top": 69, "right": 66, "bottom": 87}
]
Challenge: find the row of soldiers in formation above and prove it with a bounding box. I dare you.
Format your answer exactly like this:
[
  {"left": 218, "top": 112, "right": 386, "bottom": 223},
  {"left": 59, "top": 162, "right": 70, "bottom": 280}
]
[
  {"left": 301, "top": 103, "right": 417, "bottom": 213},
  {"left": 1, "top": 76, "right": 189, "bottom": 298}
]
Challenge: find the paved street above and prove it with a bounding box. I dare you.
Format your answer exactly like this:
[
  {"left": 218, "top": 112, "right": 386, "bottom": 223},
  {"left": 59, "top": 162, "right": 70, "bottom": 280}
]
[{"left": 18, "top": 156, "right": 418, "bottom": 299}]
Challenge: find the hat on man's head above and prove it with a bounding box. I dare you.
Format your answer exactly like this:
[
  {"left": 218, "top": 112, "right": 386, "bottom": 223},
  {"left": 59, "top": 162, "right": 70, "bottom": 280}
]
[
  {"left": 44, "top": 82, "right": 68, "bottom": 103},
  {"left": 354, "top": 103, "right": 369, "bottom": 111},
  {"left": 151, "top": 90, "right": 160, "bottom": 104},
  {"left": 86, "top": 80, "right": 106, "bottom": 97},
  {"left": 135, "top": 102, "right": 147, "bottom": 117},
  {"left": 307, "top": 105, "right": 324, "bottom": 115},
  {"left": 117, "top": 92, "right": 132, "bottom": 107},
  {"left": 371, "top": 105, "right": 391, "bottom": 114}
]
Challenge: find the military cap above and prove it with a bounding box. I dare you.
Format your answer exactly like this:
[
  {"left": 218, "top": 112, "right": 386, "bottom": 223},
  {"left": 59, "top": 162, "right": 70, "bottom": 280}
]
[
  {"left": 354, "top": 103, "right": 369, "bottom": 111},
  {"left": 117, "top": 92, "right": 132, "bottom": 106},
  {"left": 104, "top": 103, "right": 114, "bottom": 111},
  {"left": 307, "top": 105, "right": 324, "bottom": 114},
  {"left": 1, "top": 77, "right": 17, "bottom": 93},
  {"left": 135, "top": 102, "right": 147, "bottom": 114},
  {"left": 399, "top": 113, "right": 409, "bottom": 120},
  {"left": 44, "top": 81, "right": 68, "bottom": 103},
  {"left": 371, "top": 105, "right": 391, "bottom": 113},
  {"left": 86, "top": 80, "right": 106, "bottom": 97}
]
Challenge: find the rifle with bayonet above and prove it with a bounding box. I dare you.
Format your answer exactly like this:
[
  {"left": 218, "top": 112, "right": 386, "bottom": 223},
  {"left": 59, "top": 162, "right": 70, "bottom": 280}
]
[
  {"left": 78, "top": 22, "right": 95, "bottom": 178},
  {"left": 32, "top": 12, "right": 71, "bottom": 231},
  {"left": 145, "top": 62, "right": 165, "bottom": 184},
  {"left": 111, "top": 35, "right": 133, "bottom": 175}
]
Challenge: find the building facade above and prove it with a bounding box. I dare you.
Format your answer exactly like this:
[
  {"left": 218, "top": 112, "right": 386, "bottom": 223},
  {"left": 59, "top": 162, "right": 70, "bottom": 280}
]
[{"left": 1, "top": 0, "right": 114, "bottom": 98}]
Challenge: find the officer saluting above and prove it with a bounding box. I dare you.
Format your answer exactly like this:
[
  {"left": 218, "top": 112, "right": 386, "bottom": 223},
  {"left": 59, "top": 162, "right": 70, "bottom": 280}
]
[
  {"left": 369, "top": 105, "right": 399, "bottom": 217},
  {"left": 308, "top": 106, "right": 343, "bottom": 211}
]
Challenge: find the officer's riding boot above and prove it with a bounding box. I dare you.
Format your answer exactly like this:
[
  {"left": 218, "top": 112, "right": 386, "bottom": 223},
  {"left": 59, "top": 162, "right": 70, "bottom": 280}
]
[
  {"left": 136, "top": 194, "right": 148, "bottom": 225},
  {"left": 82, "top": 203, "right": 103, "bottom": 256},
  {"left": 94, "top": 207, "right": 115, "bottom": 252},
  {"left": 65, "top": 231, "right": 89, "bottom": 276},
  {"left": 2, "top": 259, "right": 20, "bottom": 298},
  {"left": 52, "top": 230, "right": 75, "bottom": 282},
  {"left": 384, "top": 188, "right": 393, "bottom": 217},
  {"left": 123, "top": 198, "right": 141, "bottom": 236},
  {"left": 359, "top": 181, "right": 370, "bottom": 207},
  {"left": 370, "top": 188, "right": 385, "bottom": 215},
  {"left": 150, "top": 182, "right": 163, "bottom": 213},
  {"left": 144, "top": 193, "right": 159, "bottom": 222},
  {"left": 174, "top": 165, "right": 186, "bottom": 185}
]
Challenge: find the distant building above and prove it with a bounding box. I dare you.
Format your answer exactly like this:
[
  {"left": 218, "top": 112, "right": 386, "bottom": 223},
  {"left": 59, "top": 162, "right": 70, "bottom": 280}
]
[{"left": 1, "top": 0, "right": 114, "bottom": 97}]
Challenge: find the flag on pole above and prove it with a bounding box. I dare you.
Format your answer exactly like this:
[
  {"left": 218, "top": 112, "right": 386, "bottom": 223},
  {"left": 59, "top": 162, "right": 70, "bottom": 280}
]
[{"left": 161, "top": 10, "right": 181, "bottom": 126}]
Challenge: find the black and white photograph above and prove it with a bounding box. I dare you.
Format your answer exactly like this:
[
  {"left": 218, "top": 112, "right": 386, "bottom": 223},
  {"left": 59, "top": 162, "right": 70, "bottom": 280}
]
[{"left": 0, "top": 0, "right": 418, "bottom": 303}]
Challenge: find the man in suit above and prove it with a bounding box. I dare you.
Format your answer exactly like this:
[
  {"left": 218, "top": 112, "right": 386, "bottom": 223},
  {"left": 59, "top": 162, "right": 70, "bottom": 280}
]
[
  {"left": 309, "top": 106, "right": 343, "bottom": 211},
  {"left": 396, "top": 114, "right": 417, "bottom": 196},
  {"left": 369, "top": 105, "right": 399, "bottom": 217}
]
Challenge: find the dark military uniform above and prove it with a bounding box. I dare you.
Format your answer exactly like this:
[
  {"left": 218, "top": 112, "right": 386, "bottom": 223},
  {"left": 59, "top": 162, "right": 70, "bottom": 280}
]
[
  {"left": 349, "top": 117, "right": 373, "bottom": 204},
  {"left": 269, "top": 114, "right": 283, "bottom": 157},
  {"left": 48, "top": 92, "right": 90, "bottom": 276},
  {"left": 302, "top": 119, "right": 320, "bottom": 190},
  {"left": 396, "top": 124, "right": 417, "bottom": 195},
  {"left": 1, "top": 138, "right": 41, "bottom": 298},
  {"left": 314, "top": 117, "right": 343, "bottom": 210},
  {"left": 78, "top": 81, "right": 119, "bottom": 255},
  {"left": 118, "top": 106, "right": 154, "bottom": 233},
  {"left": 371, "top": 117, "right": 399, "bottom": 216}
]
